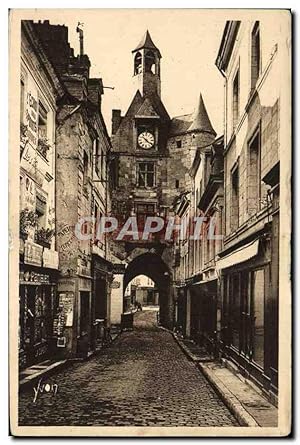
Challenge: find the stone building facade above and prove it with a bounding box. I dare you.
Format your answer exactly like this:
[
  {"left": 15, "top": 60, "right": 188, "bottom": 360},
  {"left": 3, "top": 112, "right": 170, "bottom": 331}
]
[
  {"left": 215, "top": 17, "right": 291, "bottom": 400},
  {"left": 191, "top": 135, "right": 224, "bottom": 352},
  {"left": 32, "top": 21, "right": 114, "bottom": 359},
  {"left": 172, "top": 97, "right": 219, "bottom": 340},
  {"left": 19, "top": 21, "right": 64, "bottom": 368}
]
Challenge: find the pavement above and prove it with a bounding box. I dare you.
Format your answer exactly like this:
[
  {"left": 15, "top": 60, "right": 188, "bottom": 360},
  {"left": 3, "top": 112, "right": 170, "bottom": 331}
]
[
  {"left": 19, "top": 326, "right": 122, "bottom": 390},
  {"left": 18, "top": 310, "right": 238, "bottom": 427},
  {"left": 173, "top": 333, "right": 278, "bottom": 427},
  {"left": 19, "top": 359, "right": 69, "bottom": 390}
]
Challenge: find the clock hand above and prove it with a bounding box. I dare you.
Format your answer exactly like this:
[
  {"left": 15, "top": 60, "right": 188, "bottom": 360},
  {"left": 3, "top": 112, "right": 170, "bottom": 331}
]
[{"left": 141, "top": 136, "right": 150, "bottom": 145}]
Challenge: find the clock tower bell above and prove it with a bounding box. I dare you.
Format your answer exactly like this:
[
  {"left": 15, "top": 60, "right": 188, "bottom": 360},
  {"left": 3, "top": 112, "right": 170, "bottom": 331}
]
[{"left": 132, "top": 30, "right": 161, "bottom": 98}]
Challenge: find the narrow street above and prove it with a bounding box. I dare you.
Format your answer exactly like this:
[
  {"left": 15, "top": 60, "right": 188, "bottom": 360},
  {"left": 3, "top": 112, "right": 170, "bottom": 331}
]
[{"left": 19, "top": 311, "right": 238, "bottom": 427}]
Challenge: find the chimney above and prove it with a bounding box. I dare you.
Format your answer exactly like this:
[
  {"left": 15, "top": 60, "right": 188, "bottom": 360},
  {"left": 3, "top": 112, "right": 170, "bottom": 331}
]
[
  {"left": 76, "top": 23, "right": 84, "bottom": 56},
  {"left": 112, "top": 110, "right": 122, "bottom": 135}
]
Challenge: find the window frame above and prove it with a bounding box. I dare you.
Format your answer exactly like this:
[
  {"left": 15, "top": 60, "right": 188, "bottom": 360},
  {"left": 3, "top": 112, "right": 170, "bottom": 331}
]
[
  {"left": 247, "top": 124, "right": 262, "bottom": 214},
  {"left": 136, "top": 161, "right": 155, "bottom": 188},
  {"left": 250, "top": 21, "right": 261, "bottom": 91},
  {"left": 38, "top": 99, "right": 48, "bottom": 140},
  {"left": 232, "top": 64, "right": 240, "bottom": 131},
  {"left": 230, "top": 159, "right": 240, "bottom": 232}
]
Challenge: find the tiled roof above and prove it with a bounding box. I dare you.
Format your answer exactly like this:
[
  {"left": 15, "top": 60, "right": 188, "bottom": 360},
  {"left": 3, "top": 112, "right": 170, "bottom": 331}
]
[{"left": 169, "top": 114, "right": 193, "bottom": 136}]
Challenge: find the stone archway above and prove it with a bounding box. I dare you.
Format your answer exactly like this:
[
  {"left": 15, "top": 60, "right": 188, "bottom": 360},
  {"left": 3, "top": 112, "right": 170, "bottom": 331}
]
[{"left": 123, "top": 252, "right": 174, "bottom": 330}]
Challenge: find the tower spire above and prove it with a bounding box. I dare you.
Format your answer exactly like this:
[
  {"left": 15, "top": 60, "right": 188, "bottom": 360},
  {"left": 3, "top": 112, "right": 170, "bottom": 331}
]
[
  {"left": 132, "top": 30, "right": 161, "bottom": 58},
  {"left": 132, "top": 30, "right": 161, "bottom": 97}
]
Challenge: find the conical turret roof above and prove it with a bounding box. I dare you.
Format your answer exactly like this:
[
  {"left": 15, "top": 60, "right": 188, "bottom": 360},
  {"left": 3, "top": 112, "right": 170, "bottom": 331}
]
[
  {"left": 188, "top": 93, "right": 216, "bottom": 135},
  {"left": 132, "top": 30, "right": 161, "bottom": 58}
]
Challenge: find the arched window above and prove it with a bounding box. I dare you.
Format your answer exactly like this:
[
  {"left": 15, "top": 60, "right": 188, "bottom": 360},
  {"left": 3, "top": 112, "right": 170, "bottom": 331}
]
[
  {"left": 134, "top": 52, "right": 142, "bottom": 75},
  {"left": 145, "top": 51, "right": 156, "bottom": 74}
]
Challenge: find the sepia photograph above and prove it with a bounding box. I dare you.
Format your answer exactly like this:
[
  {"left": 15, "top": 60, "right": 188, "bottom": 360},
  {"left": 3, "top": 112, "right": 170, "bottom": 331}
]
[{"left": 8, "top": 8, "right": 291, "bottom": 437}]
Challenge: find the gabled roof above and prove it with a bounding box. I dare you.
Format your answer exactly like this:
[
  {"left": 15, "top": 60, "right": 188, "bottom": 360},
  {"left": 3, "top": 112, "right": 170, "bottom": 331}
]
[
  {"left": 188, "top": 93, "right": 216, "bottom": 135},
  {"left": 150, "top": 92, "right": 170, "bottom": 121},
  {"left": 123, "top": 90, "right": 143, "bottom": 118},
  {"left": 135, "top": 97, "right": 160, "bottom": 118},
  {"left": 132, "top": 30, "right": 161, "bottom": 58}
]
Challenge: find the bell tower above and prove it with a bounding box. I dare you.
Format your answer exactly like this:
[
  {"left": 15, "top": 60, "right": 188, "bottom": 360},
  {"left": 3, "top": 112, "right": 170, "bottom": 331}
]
[{"left": 132, "top": 30, "right": 161, "bottom": 98}]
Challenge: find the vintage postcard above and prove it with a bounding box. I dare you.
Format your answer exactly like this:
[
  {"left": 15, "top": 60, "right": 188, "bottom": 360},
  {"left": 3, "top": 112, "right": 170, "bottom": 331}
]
[{"left": 9, "top": 8, "right": 291, "bottom": 436}]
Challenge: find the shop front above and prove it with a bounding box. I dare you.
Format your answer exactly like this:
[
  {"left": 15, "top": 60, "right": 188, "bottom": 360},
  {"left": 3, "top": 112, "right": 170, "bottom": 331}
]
[
  {"left": 189, "top": 278, "right": 218, "bottom": 353},
  {"left": 19, "top": 240, "right": 59, "bottom": 369},
  {"left": 174, "top": 283, "right": 186, "bottom": 335},
  {"left": 91, "top": 255, "right": 113, "bottom": 351},
  {"left": 217, "top": 236, "right": 278, "bottom": 397}
]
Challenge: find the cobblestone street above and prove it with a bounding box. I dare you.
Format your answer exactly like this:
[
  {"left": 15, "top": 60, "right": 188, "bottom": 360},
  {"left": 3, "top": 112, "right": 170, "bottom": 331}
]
[{"left": 19, "top": 311, "right": 238, "bottom": 427}]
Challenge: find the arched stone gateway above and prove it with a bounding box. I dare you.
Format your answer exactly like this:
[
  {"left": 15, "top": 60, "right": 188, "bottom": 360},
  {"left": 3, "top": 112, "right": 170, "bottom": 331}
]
[{"left": 123, "top": 251, "right": 174, "bottom": 330}]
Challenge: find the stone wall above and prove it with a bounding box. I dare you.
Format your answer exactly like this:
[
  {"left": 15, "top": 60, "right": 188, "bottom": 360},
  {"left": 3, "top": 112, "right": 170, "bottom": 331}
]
[{"left": 224, "top": 94, "right": 280, "bottom": 237}]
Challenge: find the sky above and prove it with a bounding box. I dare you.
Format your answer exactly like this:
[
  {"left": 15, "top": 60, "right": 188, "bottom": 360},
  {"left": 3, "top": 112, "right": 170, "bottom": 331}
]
[{"left": 26, "top": 10, "right": 226, "bottom": 135}]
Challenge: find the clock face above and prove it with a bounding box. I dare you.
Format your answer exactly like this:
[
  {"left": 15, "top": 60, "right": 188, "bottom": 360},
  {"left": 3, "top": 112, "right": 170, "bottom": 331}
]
[{"left": 138, "top": 131, "right": 155, "bottom": 149}]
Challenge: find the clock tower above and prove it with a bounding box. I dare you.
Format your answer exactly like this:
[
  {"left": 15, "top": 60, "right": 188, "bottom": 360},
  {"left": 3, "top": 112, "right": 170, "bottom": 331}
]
[
  {"left": 111, "top": 30, "right": 218, "bottom": 330},
  {"left": 132, "top": 30, "right": 161, "bottom": 98}
]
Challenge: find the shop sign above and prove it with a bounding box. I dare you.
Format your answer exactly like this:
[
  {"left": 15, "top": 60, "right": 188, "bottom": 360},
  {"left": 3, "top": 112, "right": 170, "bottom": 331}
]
[
  {"left": 111, "top": 280, "right": 121, "bottom": 289},
  {"left": 58, "top": 279, "right": 76, "bottom": 292},
  {"left": 22, "top": 175, "right": 36, "bottom": 211},
  {"left": 24, "top": 241, "right": 43, "bottom": 267},
  {"left": 43, "top": 248, "right": 59, "bottom": 269},
  {"left": 112, "top": 263, "right": 126, "bottom": 274},
  {"left": 22, "top": 270, "right": 50, "bottom": 284}
]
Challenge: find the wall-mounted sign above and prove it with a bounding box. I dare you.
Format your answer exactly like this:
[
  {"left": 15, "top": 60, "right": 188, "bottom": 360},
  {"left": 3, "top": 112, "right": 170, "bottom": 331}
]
[
  {"left": 24, "top": 241, "right": 43, "bottom": 267},
  {"left": 43, "top": 248, "right": 59, "bottom": 269},
  {"left": 58, "top": 292, "right": 74, "bottom": 327},
  {"left": 25, "top": 91, "right": 38, "bottom": 148},
  {"left": 112, "top": 263, "right": 126, "bottom": 274},
  {"left": 58, "top": 279, "right": 76, "bottom": 292},
  {"left": 57, "top": 337, "right": 66, "bottom": 348},
  {"left": 20, "top": 175, "right": 36, "bottom": 211},
  {"left": 21, "top": 145, "right": 44, "bottom": 187}
]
